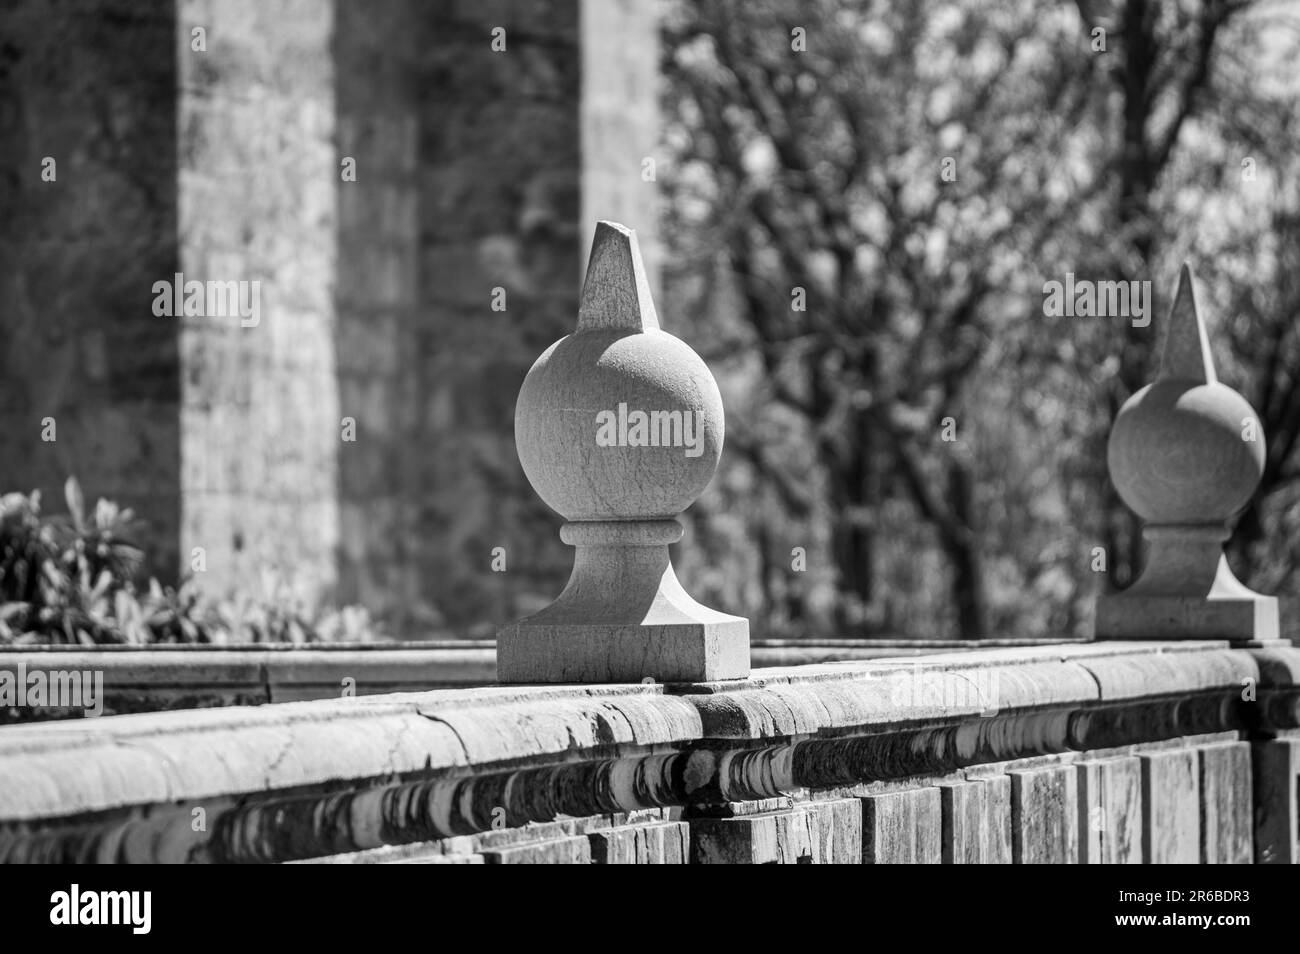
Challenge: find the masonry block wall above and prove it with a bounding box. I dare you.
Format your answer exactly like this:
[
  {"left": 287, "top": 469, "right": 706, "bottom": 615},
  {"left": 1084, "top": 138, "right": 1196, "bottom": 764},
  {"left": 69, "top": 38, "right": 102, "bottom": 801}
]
[
  {"left": 407, "top": 1, "right": 586, "bottom": 634},
  {"left": 0, "top": 0, "right": 661, "bottom": 631},
  {"left": 333, "top": 0, "right": 422, "bottom": 624},
  {"left": 333, "top": 0, "right": 661, "bottom": 632},
  {"left": 0, "top": 0, "right": 181, "bottom": 579}
]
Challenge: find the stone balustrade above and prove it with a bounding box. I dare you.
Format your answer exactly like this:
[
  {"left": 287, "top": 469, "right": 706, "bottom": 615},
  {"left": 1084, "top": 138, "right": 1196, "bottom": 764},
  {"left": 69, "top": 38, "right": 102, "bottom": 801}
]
[{"left": 2, "top": 641, "right": 1298, "bottom": 863}]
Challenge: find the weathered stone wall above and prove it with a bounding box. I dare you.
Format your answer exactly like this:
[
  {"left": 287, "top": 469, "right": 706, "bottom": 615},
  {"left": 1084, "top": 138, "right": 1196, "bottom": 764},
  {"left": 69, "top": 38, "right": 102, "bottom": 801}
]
[
  {"left": 332, "top": 0, "right": 423, "bottom": 624},
  {"left": 0, "top": 0, "right": 181, "bottom": 579},
  {"left": 334, "top": 0, "right": 663, "bottom": 635},
  {"left": 409, "top": 1, "right": 585, "bottom": 635}
]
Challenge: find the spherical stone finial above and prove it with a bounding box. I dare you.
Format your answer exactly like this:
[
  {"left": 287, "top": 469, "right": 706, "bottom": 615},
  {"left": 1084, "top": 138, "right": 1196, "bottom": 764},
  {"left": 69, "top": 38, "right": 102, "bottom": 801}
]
[
  {"left": 514, "top": 334, "right": 725, "bottom": 521},
  {"left": 1107, "top": 381, "right": 1264, "bottom": 524},
  {"left": 498, "top": 221, "right": 750, "bottom": 684},
  {"left": 1097, "top": 264, "right": 1279, "bottom": 644},
  {"left": 514, "top": 222, "right": 725, "bottom": 521},
  {"left": 1107, "top": 265, "right": 1264, "bottom": 524}
]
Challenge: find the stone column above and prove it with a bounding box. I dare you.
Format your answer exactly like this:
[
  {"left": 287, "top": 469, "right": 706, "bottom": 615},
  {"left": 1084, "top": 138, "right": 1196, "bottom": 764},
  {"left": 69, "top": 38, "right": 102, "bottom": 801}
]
[
  {"left": 580, "top": 0, "right": 661, "bottom": 287},
  {"left": 178, "top": 0, "right": 341, "bottom": 607},
  {"left": 1097, "top": 265, "right": 1281, "bottom": 644}
]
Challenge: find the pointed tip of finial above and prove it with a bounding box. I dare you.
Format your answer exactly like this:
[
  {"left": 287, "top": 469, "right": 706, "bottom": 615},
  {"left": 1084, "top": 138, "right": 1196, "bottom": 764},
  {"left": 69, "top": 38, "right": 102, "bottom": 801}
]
[
  {"left": 1158, "top": 263, "right": 1217, "bottom": 384},
  {"left": 576, "top": 221, "right": 660, "bottom": 334}
]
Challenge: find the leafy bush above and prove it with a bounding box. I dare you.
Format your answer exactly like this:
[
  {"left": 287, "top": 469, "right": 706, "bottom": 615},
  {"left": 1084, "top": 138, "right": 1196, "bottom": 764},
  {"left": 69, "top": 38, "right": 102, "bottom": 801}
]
[{"left": 0, "top": 479, "right": 383, "bottom": 646}]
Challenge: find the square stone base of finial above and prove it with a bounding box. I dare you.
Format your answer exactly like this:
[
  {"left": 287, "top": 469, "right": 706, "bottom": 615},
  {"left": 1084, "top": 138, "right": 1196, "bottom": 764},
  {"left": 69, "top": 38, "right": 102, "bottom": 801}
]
[
  {"left": 496, "top": 618, "right": 750, "bottom": 684},
  {"left": 1095, "top": 592, "right": 1282, "bottom": 645}
]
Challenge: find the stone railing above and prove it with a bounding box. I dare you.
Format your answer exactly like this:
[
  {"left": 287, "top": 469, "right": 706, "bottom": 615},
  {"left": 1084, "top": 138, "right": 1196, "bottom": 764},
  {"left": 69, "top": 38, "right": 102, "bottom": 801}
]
[
  {"left": 2, "top": 641, "right": 1297, "bottom": 863},
  {"left": 2, "top": 227, "right": 1295, "bottom": 864}
]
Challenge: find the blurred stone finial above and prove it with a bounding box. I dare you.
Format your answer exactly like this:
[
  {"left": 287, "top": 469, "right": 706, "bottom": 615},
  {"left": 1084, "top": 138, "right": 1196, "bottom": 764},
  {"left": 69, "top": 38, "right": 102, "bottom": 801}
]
[
  {"left": 1098, "top": 265, "right": 1280, "bottom": 644},
  {"left": 498, "top": 221, "right": 750, "bottom": 683}
]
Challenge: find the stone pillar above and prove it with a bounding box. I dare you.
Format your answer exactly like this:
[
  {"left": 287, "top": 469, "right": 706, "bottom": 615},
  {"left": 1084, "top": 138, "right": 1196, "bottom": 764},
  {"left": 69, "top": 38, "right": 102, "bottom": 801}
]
[
  {"left": 580, "top": 0, "right": 661, "bottom": 287},
  {"left": 1098, "top": 265, "right": 1281, "bottom": 644},
  {"left": 177, "top": 0, "right": 341, "bottom": 607}
]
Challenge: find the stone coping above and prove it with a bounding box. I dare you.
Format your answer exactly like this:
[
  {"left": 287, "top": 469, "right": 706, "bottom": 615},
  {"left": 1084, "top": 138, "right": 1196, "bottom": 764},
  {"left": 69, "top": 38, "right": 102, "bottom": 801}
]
[
  {"left": 0, "top": 636, "right": 1085, "bottom": 653},
  {"left": 0, "top": 638, "right": 1097, "bottom": 694},
  {"left": 2, "top": 640, "right": 1295, "bottom": 828}
]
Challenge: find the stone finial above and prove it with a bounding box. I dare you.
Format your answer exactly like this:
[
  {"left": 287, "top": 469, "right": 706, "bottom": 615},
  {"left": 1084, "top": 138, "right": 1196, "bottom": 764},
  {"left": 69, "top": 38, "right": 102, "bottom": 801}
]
[
  {"left": 1097, "top": 265, "right": 1280, "bottom": 644},
  {"left": 1159, "top": 264, "right": 1216, "bottom": 383},
  {"left": 497, "top": 222, "right": 750, "bottom": 683}
]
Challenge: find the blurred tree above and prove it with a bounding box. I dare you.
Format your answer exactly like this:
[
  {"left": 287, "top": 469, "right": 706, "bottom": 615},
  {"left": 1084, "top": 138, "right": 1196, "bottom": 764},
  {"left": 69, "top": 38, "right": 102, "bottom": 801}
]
[{"left": 663, "top": 0, "right": 1300, "bottom": 637}]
